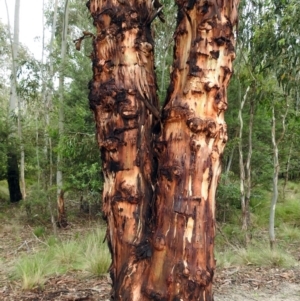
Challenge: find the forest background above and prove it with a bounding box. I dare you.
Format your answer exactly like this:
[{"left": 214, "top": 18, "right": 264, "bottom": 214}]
[{"left": 0, "top": 0, "right": 299, "bottom": 299}]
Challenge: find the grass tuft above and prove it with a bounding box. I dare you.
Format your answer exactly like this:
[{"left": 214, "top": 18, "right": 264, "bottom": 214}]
[
  {"left": 82, "top": 231, "right": 111, "bottom": 276},
  {"left": 215, "top": 244, "right": 297, "bottom": 269},
  {"left": 237, "top": 246, "right": 297, "bottom": 267},
  {"left": 33, "top": 226, "right": 46, "bottom": 238},
  {"left": 14, "top": 254, "right": 52, "bottom": 289},
  {"left": 215, "top": 249, "right": 237, "bottom": 268},
  {"left": 12, "top": 228, "right": 111, "bottom": 290}
]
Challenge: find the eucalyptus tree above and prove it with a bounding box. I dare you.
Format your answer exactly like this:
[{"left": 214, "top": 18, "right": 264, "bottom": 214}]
[
  {"left": 56, "top": 0, "right": 70, "bottom": 228},
  {"left": 43, "top": 0, "right": 59, "bottom": 191},
  {"left": 4, "top": 0, "right": 23, "bottom": 203},
  {"left": 87, "top": 0, "right": 239, "bottom": 300}
]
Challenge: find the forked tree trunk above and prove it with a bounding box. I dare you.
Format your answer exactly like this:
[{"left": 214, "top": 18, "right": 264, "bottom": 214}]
[{"left": 88, "top": 0, "right": 239, "bottom": 299}]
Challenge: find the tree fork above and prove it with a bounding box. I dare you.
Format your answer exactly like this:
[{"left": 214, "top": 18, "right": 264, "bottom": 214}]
[
  {"left": 87, "top": 0, "right": 239, "bottom": 300},
  {"left": 87, "top": 0, "right": 160, "bottom": 299}
]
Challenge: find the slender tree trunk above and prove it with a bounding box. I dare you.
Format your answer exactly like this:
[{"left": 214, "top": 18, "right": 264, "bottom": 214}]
[
  {"left": 245, "top": 98, "right": 254, "bottom": 232},
  {"left": 44, "top": 0, "right": 58, "bottom": 189},
  {"left": 57, "top": 0, "right": 69, "bottom": 228},
  {"left": 238, "top": 85, "right": 249, "bottom": 231},
  {"left": 269, "top": 102, "right": 288, "bottom": 249},
  {"left": 40, "top": 0, "right": 58, "bottom": 234},
  {"left": 269, "top": 105, "right": 278, "bottom": 249},
  {"left": 88, "top": 0, "right": 239, "bottom": 299},
  {"left": 5, "top": 0, "right": 22, "bottom": 203},
  {"left": 225, "top": 146, "right": 234, "bottom": 175},
  {"left": 18, "top": 101, "right": 26, "bottom": 199},
  {"left": 35, "top": 116, "right": 41, "bottom": 188},
  {"left": 146, "top": 1, "right": 239, "bottom": 300}
]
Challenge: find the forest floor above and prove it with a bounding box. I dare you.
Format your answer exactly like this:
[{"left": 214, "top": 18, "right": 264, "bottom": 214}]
[
  {"left": 0, "top": 202, "right": 300, "bottom": 300},
  {"left": 1, "top": 264, "right": 300, "bottom": 300}
]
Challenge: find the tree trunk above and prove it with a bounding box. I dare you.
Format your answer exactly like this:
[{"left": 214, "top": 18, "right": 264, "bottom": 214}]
[
  {"left": 269, "top": 105, "right": 278, "bottom": 249},
  {"left": 18, "top": 103, "right": 26, "bottom": 199},
  {"left": 88, "top": 0, "right": 239, "bottom": 299},
  {"left": 146, "top": 2, "right": 239, "bottom": 299},
  {"left": 245, "top": 98, "right": 254, "bottom": 229},
  {"left": 57, "top": 0, "right": 69, "bottom": 228},
  {"left": 269, "top": 102, "right": 288, "bottom": 249},
  {"left": 5, "top": 0, "right": 23, "bottom": 203},
  {"left": 238, "top": 85, "right": 248, "bottom": 231},
  {"left": 56, "top": 190, "right": 67, "bottom": 228},
  {"left": 87, "top": 0, "right": 159, "bottom": 299},
  {"left": 43, "top": 0, "right": 59, "bottom": 189},
  {"left": 7, "top": 151, "right": 22, "bottom": 203}
]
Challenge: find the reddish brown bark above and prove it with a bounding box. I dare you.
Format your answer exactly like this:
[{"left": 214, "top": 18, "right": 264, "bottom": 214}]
[
  {"left": 87, "top": 0, "right": 239, "bottom": 300},
  {"left": 57, "top": 190, "right": 68, "bottom": 228},
  {"left": 146, "top": 1, "right": 239, "bottom": 300},
  {"left": 87, "top": 0, "right": 159, "bottom": 299}
]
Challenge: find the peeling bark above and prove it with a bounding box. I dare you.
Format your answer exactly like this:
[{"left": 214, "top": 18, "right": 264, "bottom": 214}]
[
  {"left": 146, "top": 1, "right": 239, "bottom": 299},
  {"left": 88, "top": 0, "right": 239, "bottom": 299},
  {"left": 87, "top": 0, "right": 159, "bottom": 299}
]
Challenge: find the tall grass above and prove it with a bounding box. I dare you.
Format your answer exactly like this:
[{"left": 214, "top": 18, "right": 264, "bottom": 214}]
[
  {"left": 13, "top": 228, "right": 111, "bottom": 289},
  {"left": 216, "top": 244, "right": 297, "bottom": 269}
]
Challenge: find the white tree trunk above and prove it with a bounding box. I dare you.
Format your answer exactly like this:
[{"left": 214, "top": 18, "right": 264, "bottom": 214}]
[
  {"left": 269, "top": 105, "right": 278, "bottom": 249},
  {"left": 269, "top": 102, "right": 288, "bottom": 249},
  {"left": 5, "top": 0, "right": 24, "bottom": 202},
  {"left": 238, "top": 85, "right": 250, "bottom": 231}
]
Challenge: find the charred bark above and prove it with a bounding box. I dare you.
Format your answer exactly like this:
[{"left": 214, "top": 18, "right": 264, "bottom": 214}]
[
  {"left": 88, "top": 0, "right": 239, "bottom": 299},
  {"left": 145, "top": 1, "right": 239, "bottom": 300},
  {"left": 87, "top": 0, "right": 159, "bottom": 299}
]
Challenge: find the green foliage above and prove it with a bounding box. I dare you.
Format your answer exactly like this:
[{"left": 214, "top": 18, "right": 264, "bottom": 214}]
[
  {"left": 0, "top": 180, "right": 9, "bottom": 202},
  {"left": 216, "top": 173, "right": 240, "bottom": 222},
  {"left": 33, "top": 226, "right": 46, "bottom": 238},
  {"left": 276, "top": 199, "right": 300, "bottom": 227}
]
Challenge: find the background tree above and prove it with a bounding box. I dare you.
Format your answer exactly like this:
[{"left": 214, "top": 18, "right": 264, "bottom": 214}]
[{"left": 5, "top": 0, "right": 23, "bottom": 203}]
